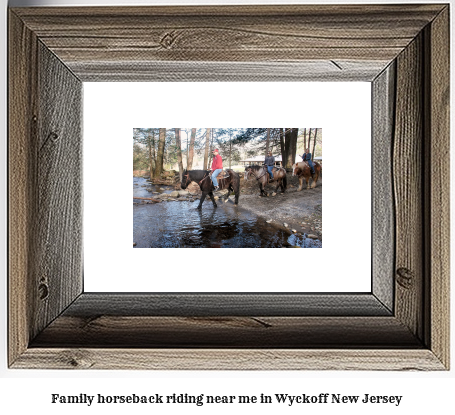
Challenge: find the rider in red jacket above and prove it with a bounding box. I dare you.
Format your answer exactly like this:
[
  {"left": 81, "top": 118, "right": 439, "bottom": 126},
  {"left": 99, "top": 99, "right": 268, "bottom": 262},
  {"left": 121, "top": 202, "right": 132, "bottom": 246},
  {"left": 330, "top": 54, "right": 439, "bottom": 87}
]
[{"left": 211, "top": 149, "right": 223, "bottom": 191}]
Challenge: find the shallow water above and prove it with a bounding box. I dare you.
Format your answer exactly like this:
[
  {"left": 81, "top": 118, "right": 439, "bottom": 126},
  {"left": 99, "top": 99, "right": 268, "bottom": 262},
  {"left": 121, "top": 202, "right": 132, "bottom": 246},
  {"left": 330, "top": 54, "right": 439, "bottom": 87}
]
[{"left": 133, "top": 177, "right": 321, "bottom": 248}]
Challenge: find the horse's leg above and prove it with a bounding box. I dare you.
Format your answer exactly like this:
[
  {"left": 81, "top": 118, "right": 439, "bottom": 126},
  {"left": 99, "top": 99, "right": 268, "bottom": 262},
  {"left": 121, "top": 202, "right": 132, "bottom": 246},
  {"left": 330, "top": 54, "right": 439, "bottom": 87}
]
[
  {"left": 298, "top": 176, "right": 303, "bottom": 191},
  {"left": 310, "top": 168, "right": 319, "bottom": 188},
  {"left": 310, "top": 173, "right": 318, "bottom": 188},
  {"left": 224, "top": 183, "right": 231, "bottom": 203},
  {"left": 306, "top": 175, "right": 310, "bottom": 189},
  {"left": 260, "top": 181, "right": 267, "bottom": 197},
  {"left": 197, "top": 190, "right": 207, "bottom": 209},
  {"left": 234, "top": 177, "right": 240, "bottom": 205},
  {"left": 274, "top": 179, "right": 280, "bottom": 194},
  {"left": 209, "top": 191, "right": 217, "bottom": 208}
]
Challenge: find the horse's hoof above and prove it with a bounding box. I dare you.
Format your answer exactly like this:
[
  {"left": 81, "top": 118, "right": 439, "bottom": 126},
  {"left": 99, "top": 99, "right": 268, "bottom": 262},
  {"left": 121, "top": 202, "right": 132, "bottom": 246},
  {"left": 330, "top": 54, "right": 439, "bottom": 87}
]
[{"left": 213, "top": 204, "right": 218, "bottom": 208}]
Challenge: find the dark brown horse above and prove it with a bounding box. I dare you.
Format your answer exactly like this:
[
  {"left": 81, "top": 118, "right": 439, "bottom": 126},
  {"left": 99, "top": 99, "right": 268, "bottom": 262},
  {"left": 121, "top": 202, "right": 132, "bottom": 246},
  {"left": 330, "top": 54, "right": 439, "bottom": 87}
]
[
  {"left": 244, "top": 165, "right": 287, "bottom": 196},
  {"left": 292, "top": 161, "right": 322, "bottom": 191},
  {"left": 181, "top": 169, "right": 240, "bottom": 210}
]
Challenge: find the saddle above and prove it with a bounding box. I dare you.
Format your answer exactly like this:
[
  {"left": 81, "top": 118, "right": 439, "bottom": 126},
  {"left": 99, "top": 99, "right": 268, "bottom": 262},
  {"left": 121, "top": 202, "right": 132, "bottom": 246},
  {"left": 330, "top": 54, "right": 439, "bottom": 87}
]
[
  {"left": 208, "top": 169, "right": 229, "bottom": 180},
  {"left": 217, "top": 170, "right": 229, "bottom": 180}
]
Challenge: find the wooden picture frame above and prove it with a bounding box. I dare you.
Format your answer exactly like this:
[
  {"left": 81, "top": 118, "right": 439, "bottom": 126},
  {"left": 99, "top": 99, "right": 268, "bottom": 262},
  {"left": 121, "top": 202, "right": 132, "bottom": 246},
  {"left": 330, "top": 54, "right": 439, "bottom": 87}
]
[{"left": 8, "top": 4, "right": 449, "bottom": 370}]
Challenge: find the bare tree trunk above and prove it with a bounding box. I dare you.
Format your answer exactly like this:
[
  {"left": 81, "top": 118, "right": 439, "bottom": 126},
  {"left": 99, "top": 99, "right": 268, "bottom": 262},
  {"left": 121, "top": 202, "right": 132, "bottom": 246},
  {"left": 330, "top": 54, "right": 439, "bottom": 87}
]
[
  {"left": 303, "top": 128, "right": 307, "bottom": 151},
  {"left": 312, "top": 128, "right": 318, "bottom": 161},
  {"left": 279, "top": 128, "right": 285, "bottom": 167},
  {"left": 155, "top": 128, "right": 166, "bottom": 177},
  {"left": 174, "top": 128, "right": 184, "bottom": 181},
  {"left": 284, "top": 128, "right": 291, "bottom": 168},
  {"left": 210, "top": 128, "right": 214, "bottom": 154},
  {"left": 187, "top": 128, "right": 196, "bottom": 170},
  {"left": 284, "top": 128, "right": 298, "bottom": 168},
  {"left": 147, "top": 129, "right": 155, "bottom": 179},
  {"left": 290, "top": 128, "right": 298, "bottom": 166},
  {"left": 203, "top": 128, "right": 211, "bottom": 170},
  {"left": 228, "top": 129, "right": 232, "bottom": 168},
  {"left": 266, "top": 128, "right": 270, "bottom": 154}
]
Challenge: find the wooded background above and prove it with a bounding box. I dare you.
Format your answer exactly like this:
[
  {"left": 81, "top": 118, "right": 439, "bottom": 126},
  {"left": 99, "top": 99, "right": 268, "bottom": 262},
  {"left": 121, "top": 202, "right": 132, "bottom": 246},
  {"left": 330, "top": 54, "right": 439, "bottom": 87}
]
[{"left": 133, "top": 128, "right": 322, "bottom": 179}]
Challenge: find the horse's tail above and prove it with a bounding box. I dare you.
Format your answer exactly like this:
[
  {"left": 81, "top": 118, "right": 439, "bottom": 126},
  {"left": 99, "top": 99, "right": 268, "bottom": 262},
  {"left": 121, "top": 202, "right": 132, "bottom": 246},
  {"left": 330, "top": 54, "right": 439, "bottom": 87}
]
[{"left": 282, "top": 171, "right": 287, "bottom": 189}]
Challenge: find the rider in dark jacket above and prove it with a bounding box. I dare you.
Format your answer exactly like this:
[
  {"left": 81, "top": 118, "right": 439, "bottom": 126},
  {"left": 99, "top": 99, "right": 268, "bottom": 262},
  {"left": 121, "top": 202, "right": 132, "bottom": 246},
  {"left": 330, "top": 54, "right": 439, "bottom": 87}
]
[
  {"left": 301, "top": 148, "right": 315, "bottom": 175},
  {"left": 264, "top": 151, "right": 275, "bottom": 180}
]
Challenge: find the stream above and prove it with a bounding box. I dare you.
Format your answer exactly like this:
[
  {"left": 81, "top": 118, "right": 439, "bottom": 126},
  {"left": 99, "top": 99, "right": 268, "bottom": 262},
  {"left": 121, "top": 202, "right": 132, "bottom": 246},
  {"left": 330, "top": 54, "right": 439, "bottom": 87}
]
[{"left": 133, "top": 177, "right": 321, "bottom": 248}]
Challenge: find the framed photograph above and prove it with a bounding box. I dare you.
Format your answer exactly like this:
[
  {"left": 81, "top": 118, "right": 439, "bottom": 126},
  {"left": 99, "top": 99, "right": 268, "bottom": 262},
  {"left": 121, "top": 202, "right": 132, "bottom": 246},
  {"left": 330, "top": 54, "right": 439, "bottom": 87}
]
[{"left": 8, "top": 4, "right": 449, "bottom": 370}]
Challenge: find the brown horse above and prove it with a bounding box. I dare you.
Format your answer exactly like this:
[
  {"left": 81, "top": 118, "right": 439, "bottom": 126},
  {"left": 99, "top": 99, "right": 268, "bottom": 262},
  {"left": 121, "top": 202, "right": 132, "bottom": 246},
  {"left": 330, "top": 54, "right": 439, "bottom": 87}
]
[
  {"left": 244, "top": 165, "right": 287, "bottom": 196},
  {"left": 292, "top": 161, "right": 321, "bottom": 191}
]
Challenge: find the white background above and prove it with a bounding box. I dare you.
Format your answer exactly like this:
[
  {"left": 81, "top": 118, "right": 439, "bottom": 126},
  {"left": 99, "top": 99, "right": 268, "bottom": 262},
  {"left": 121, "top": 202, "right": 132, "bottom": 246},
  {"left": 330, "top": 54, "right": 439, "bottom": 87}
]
[
  {"left": 84, "top": 82, "right": 371, "bottom": 292},
  {"left": 1, "top": 0, "right": 454, "bottom": 414}
]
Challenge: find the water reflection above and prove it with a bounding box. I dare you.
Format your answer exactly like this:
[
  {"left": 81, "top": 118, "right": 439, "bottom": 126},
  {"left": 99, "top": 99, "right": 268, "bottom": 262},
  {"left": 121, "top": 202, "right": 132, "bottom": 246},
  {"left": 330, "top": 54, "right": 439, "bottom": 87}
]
[{"left": 133, "top": 177, "right": 321, "bottom": 248}]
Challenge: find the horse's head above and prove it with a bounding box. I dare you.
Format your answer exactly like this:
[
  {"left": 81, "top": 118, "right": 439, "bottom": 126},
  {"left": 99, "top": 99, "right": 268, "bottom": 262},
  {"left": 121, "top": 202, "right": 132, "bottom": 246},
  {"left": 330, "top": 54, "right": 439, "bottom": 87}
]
[
  {"left": 292, "top": 163, "right": 304, "bottom": 176},
  {"left": 244, "top": 166, "right": 252, "bottom": 180},
  {"left": 292, "top": 164, "right": 297, "bottom": 176},
  {"left": 181, "top": 169, "right": 191, "bottom": 189}
]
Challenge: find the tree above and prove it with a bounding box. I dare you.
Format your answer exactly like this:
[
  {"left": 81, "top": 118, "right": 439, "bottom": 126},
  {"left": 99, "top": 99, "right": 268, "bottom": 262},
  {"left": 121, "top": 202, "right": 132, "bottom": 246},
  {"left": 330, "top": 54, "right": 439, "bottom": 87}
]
[
  {"left": 174, "top": 128, "right": 184, "bottom": 181},
  {"left": 303, "top": 128, "right": 307, "bottom": 151},
  {"left": 203, "top": 128, "right": 211, "bottom": 170},
  {"left": 133, "top": 142, "right": 148, "bottom": 171},
  {"left": 148, "top": 129, "right": 156, "bottom": 179},
  {"left": 279, "top": 128, "right": 285, "bottom": 164},
  {"left": 155, "top": 128, "right": 166, "bottom": 177},
  {"left": 187, "top": 128, "right": 197, "bottom": 170},
  {"left": 214, "top": 128, "right": 239, "bottom": 169},
  {"left": 133, "top": 128, "right": 158, "bottom": 177},
  {"left": 266, "top": 128, "right": 270, "bottom": 154},
  {"left": 284, "top": 128, "right": 298, "bottom": 168},
  {"left": 312, "top": 128, "right": 318, "bottom": 161}
]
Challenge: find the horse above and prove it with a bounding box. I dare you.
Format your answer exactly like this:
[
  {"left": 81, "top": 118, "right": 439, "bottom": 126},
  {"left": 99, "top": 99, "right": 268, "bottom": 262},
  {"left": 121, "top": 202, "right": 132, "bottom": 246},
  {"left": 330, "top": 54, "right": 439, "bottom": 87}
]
[
  {"left": 292, "top": 161, "right": 322, "bottom": 191},
  {"left": 244, "top": 165, "right": 287, "bottom": 197},
  {"left": 181, "top": 169, "right": 240, "bottom": 210}
]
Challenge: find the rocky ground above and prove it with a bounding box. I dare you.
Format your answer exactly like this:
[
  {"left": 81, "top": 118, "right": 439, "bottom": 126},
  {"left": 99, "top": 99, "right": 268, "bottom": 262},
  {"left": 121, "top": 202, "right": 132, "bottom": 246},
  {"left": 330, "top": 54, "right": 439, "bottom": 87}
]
[
  {"left": 136, "top": 172, "right": 323, "bottom": 241},
  {"left": 237, "top": 174, "right": 322, "bottom": 240}
]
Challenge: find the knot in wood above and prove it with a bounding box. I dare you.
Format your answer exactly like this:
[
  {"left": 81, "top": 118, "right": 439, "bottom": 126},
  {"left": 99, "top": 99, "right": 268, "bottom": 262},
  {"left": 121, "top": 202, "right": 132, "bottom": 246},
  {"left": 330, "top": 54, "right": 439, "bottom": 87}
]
[
  {"left": 60, "top": 350, "right": 94, "bottom": 369},
  {"left": 38, "top": 282, "right": 49, "bottom": 300},
  {"left": 160, "top": 31, "right": 180, "bottom": 49},
  {"left": 49, "top": 132, "right": 59, "bottom": 142},
  {"left": 396, "top": 267, "right": 414, "bottom": 289}
]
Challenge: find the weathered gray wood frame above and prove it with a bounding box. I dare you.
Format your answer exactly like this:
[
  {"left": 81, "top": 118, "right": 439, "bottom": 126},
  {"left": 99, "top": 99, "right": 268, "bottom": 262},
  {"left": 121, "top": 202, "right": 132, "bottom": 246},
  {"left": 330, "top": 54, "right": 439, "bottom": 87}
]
[{"left": 8, "top": 5, "right": 449, "bottom": 370}]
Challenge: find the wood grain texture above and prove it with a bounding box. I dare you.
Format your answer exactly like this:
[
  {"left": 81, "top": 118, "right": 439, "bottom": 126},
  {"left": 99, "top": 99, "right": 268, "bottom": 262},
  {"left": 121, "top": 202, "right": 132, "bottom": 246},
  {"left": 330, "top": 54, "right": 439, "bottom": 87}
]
[
  {"left": 11, "top": 5, "right": 444, "bottom": 82},
  {"left": 393, "top": 34, "right": 424, "bottom": 340},
  {"left": 64, "top": 293, "right": 391, "bottom": 317},
  {"left": 70, "top": 60, "right": 388, "bottom": 82},
  {"left": 372, "top": 63, "right": 395, "bottom": 312},
  {"left": 425, "top": 7, "right": 450, "bottom": 369},
  {"left": 31, "top": 316, "right": 421, "bottom": 349},
  {"left": 9, "top": 11, "right": 83, "bottom": 366},
  {"left": 32, "top": 42, "right": 83, "bottom": 338},
  {"left": 8, "top": 11, "right": 38, "bottom": 366},
  {"left": 13, "top": 349, "right": 445, "bottom": 371}
]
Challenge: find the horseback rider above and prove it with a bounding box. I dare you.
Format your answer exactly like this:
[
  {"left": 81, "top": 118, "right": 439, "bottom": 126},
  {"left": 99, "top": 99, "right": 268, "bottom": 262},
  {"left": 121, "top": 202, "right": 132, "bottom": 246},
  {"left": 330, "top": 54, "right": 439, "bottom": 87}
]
[
  {"left": 264, "top": 151, "right": 275, "bottom": 181},
  {"left": 210, "top": 148, "right": 223, "bottom": 191},
  {"left": 301, "top": 148, "right": 315, "bottom": 175}
]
